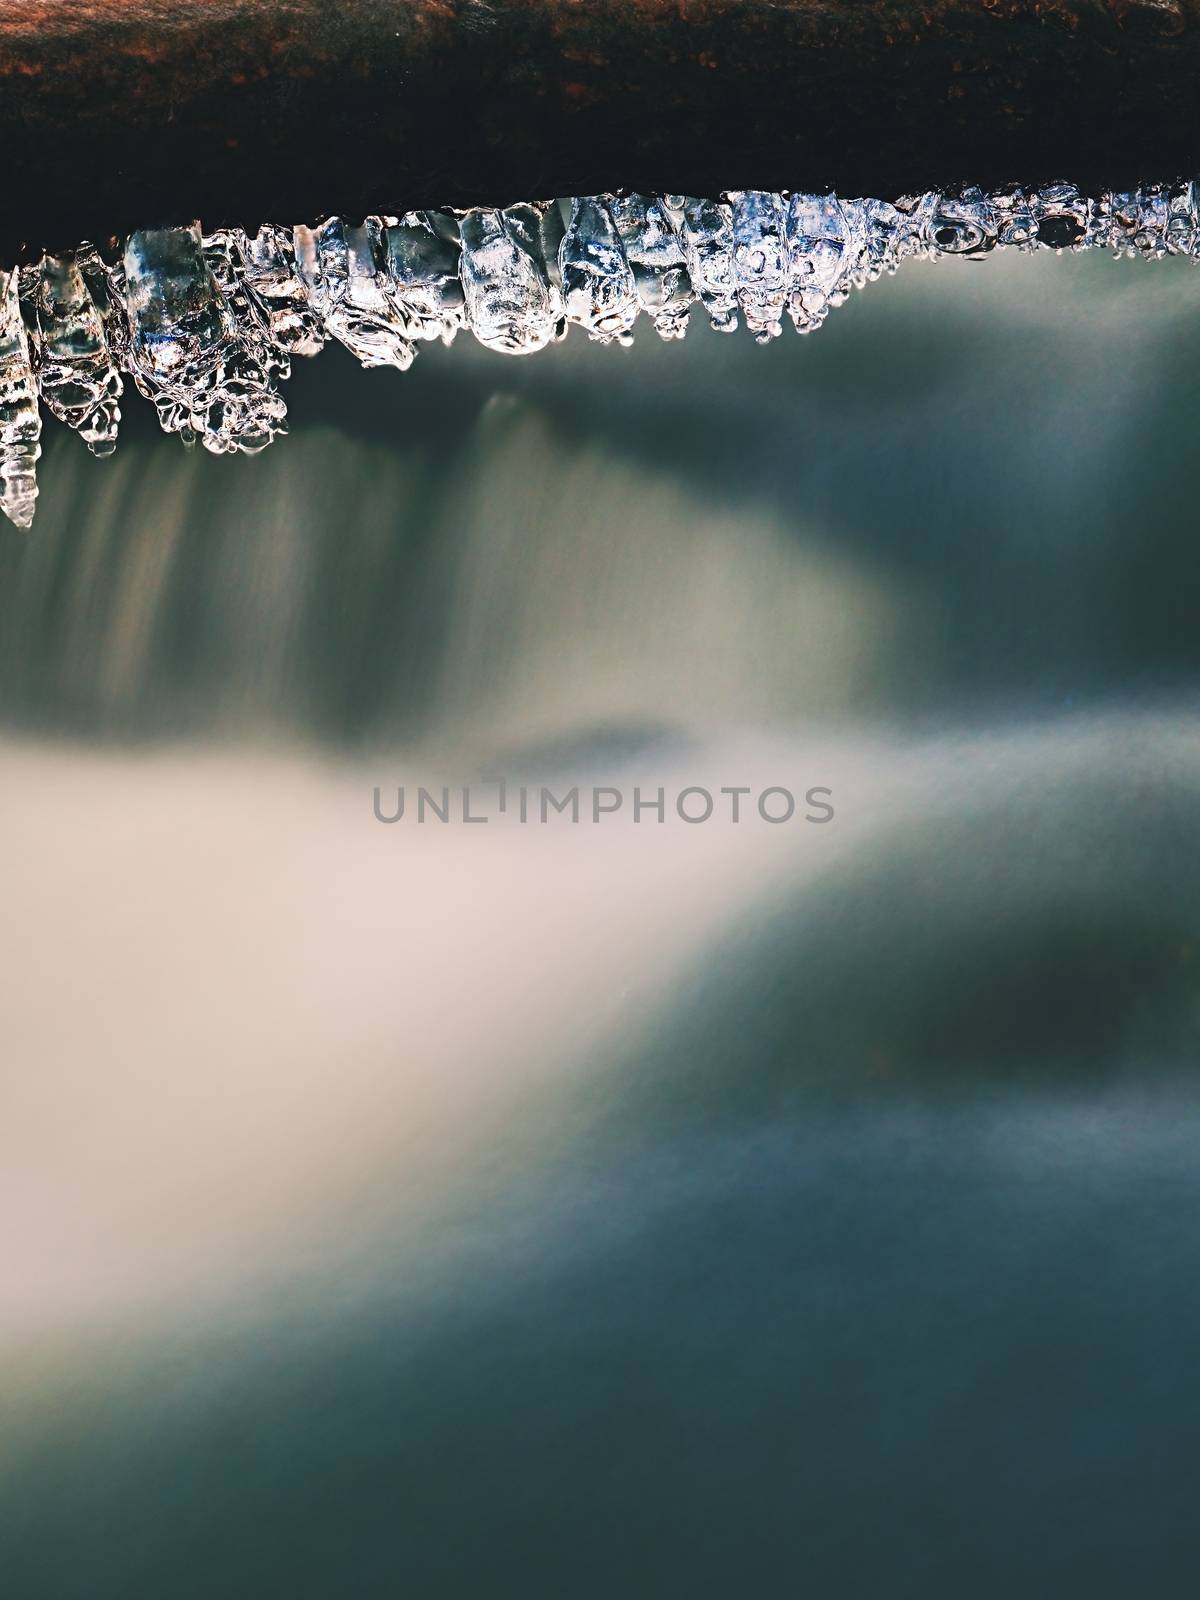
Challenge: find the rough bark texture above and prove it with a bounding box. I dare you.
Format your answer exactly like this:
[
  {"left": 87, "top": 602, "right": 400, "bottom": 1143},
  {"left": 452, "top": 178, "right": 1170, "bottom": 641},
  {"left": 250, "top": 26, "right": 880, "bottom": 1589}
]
[{"left": 2, "top": 0, "right": 1199, "bottom": 256}]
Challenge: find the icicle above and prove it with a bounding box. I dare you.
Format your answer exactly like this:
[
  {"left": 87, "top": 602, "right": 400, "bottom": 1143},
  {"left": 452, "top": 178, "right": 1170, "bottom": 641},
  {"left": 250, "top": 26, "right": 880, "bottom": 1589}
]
[
  {"left": 30, "top": 253, "right": 122, "bottom": 457},
  {"left": 1166, "top": 182, "right": 1200, "bottom": 257},
  {"left": 6, "top": 180, "right": 1200, "bottom": 531},
  {"left": 728, "top": 191, "right": 789, "bottom": 344},
  {"left": 295, "top": 217, "right": 415, "bottom": 370},
  {"left": 606, "top": 195, "right": 692, "bottom": 340},
  {"left": 459, "top": 205, "right": 562, "bottom": 355},
  {"left": 0, "top": 268, "right": 40, "bottom": 527},
  {"left": 124, "top": 223, "right": 288, "bottom": 455},
  {"left": 675, "top": 197, "right": 737, "bottom": 333},
  {"left": 238, "top": 224, "right": 326, "bottom": 358},
  {"left": 384, "top": 213, "right": 465, "bottom": 346},
  {"left": 786, "top": 195, "right": 854, "bottom": 334},
  {"left": 559, "top": 197, "right": 638, "bottom": 345}
]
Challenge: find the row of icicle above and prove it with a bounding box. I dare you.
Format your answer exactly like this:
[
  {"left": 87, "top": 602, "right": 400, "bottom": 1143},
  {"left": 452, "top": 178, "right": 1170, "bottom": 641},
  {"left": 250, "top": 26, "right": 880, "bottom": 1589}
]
[{"left": 2, "top": 182, "right": 1198, "bottom": 526}]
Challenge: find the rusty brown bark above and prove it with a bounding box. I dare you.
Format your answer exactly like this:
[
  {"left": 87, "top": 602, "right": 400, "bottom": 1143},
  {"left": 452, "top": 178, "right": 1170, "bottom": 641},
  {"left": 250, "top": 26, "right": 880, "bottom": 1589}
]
[{"left": 1, "top": 0, "right": 1199, "bottom": 256}]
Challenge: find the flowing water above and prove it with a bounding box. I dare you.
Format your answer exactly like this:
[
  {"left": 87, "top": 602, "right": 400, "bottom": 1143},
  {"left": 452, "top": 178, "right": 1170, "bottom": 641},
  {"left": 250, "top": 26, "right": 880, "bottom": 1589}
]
[{"left": 1, "top": 250, "right": 1199, "bottom": 1596}]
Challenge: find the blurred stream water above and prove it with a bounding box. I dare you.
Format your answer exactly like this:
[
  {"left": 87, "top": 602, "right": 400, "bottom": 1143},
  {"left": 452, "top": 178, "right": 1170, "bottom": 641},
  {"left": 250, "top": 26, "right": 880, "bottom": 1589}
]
[{"left": 1, "top": 251, "right": 1199, "bottom": 1596}]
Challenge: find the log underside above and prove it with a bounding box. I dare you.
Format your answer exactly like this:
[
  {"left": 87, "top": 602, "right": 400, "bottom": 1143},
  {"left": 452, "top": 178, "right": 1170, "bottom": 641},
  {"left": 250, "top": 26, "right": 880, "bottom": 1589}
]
[{"left": 1, "top": 0, "right": 1199, "bottom": 257}]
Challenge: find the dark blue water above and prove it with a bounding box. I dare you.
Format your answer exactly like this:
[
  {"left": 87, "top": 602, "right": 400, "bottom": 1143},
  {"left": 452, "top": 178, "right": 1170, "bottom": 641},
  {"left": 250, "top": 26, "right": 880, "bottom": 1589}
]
[{"left": 2, "top": 251, "right": 1199, "bottom": 1597}]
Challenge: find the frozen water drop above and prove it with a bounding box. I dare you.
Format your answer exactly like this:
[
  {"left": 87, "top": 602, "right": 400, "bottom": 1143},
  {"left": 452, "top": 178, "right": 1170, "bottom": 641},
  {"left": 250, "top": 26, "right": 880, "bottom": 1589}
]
[
  {"left": 1165, "top": 181, "right": 1200, "bottom": 256},
  {"left": 990, "top": 188, "right": 1038, "bottom": 251},
  {"left": 926, "top": 187, "right": 998, "bottom": 258},
  {"left": 31, "top": 253, "right": 123, "bottom": 457},
  {"left": 459, "top": 205, "right": 561, "bottom": 355},
  {"left": 1029, "top": 184, "right": 1090, "bottom": 251},
  {"left": 124, "top": 224, "right": 288, "bottom": 456},
  {"left": 124, "top": 224, "right": 231, "bottom": 391},
  {"left": 239, "top": 224, "right": 326, "bottom": 358},
  {"left": 0, "top": 268, "right": 40, "bottom": 527},
  {"left": 606, "top": 194, "right": 693, "bottom": 340},
  {"left": 675, "top": 197, "right": 738, "bottom": 332},
  {"left": 298, "top": 217, "right": 415, "bottom": 370},
  {"left": 837, "top": 198, "right": 900, "bottom": 285},
  {"left": 1092, "top": 187, "right": 1170, "bottom": 259},
  {"left": 786, "top": 194, "right": 855, "bottom": 332},
  {"left": 728, "top": 191, "right": 789, "bottom": 343},
  {"left": 559, "top": 196, "right": 638, "bottom": 344},
  {"left": 204, "top": 228, "right": 291, "bottom": 388},
  {"left": 384, "top": 212, "right": 466, "bottom": 346}
]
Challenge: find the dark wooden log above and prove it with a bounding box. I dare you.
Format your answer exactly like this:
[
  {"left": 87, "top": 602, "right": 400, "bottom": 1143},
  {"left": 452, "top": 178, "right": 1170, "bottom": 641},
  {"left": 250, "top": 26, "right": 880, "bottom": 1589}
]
[{"left": 2, "top": 0, "right": 1200, "bottom": 257}]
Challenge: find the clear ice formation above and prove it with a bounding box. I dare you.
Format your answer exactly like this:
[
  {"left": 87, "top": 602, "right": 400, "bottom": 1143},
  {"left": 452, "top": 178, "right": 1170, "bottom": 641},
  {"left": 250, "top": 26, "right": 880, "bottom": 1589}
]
[
  {"left": 0, "top": 268, "right": 42, "bottom": 527},
  {"left": 295, "top": 217, "right": 415, "bottom": 371},
  {"left": 384, "top": 212, "right": 466, "bottom": 345},
  {"left": 120, "top": 222, "right": 288, "bottom": 455},
  {"left": 4, "top": 181, "right": 1199, "bottom": 524},
  {"left": 29, "top": 254, "right": 122, "bottom": 457},
  {"left": 560, "top": 197, "right": 638, "bottom": 345},
  {"left": 606, "top": 193, "right": 693, "bottom": 340},
  {"left": 458, "top": 203, "right": 564, "bottom": 355},
  {"left": 730, "top": 190, "right": 791, "bottom": 343}
]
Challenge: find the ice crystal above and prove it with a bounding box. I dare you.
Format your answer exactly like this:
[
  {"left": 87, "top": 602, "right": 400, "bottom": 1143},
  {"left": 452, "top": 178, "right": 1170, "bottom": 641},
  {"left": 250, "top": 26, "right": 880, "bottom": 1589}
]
[
  {"left": 0, "top": 268, "right": 41, "bottom": 527},
  {"left": 295, "top": 217, "right": 414, "bottom": 371},
  {"left": 4, "top": 180, "right": 1199, "bottom": 525},
  {"left": 559, "top": 197, "right": 638, "bottom": 345},
  {"left": 786, "top": 194, "right": 854, "bottom": 333},
  {"left": 238, "top": 224, "right": 325, "bottom": 358},
  {"left": 1029, "top": 184, "right": 1091, "bottom": 252},
  {"left": 729, "top": 191, "right": 790, "bottom": 343},
  {"left": 607, "top": 195, "right": 692, "bottom": 340},
  {"left": 990, "top": 189, "right": 1039, "bottom": 251},
  {"left": 1166, "top": 182, "right": 1200, "bottom": 257},
  {"left": 29, "top": 254, "right": 122, "bottom": 456},
  {"left": 123, "top": 222, "right": 286, "bottom": 454},
  {"left": 384, "top": 212, "right": 465, "bottom": 346},
  {"left": 925, "top": 187, "right": 999, "bottom": 258},
  {"left": 674, "top": 197, "right": 737, "bottom": 333},
  {"left": 459, "top": 205, "right": 563, "bottom": 355},
  {"left": 1091, "top": 188, "right": 1171, "bottom": 259}
]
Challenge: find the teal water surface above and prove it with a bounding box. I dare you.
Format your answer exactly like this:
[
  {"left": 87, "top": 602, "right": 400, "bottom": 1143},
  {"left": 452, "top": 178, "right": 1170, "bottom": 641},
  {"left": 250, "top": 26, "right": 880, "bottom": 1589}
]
[{"left": 1, "top": 250, "right": 1199, "bottom": 1597}]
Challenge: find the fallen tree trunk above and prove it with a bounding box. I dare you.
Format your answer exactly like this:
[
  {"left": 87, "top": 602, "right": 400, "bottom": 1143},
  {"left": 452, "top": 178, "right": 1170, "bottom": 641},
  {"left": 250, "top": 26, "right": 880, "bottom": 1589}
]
[{"left": 2, "top": 0, "right": 1199, "bottom": 256}]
